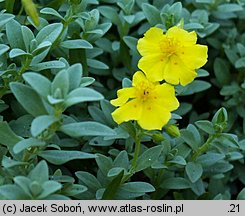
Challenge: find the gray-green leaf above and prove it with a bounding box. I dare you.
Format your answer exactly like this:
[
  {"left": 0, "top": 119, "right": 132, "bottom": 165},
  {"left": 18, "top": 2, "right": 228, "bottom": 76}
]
[
  {"left": 38, "top": 150, "right": 97, "bottom": 165},
  {"left": 60, "top": 122, "right": 116, "bottom": 137}
]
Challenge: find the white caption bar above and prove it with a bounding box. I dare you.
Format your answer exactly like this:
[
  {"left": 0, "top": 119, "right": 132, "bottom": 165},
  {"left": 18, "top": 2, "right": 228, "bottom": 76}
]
[{"left": 0, "top": 200, "right": 244, "bottom": 216}]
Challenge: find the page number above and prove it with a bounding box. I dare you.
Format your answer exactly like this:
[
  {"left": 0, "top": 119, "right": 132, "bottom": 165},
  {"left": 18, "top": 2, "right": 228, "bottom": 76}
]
[{"left": 228, "top": 204, "right": 239, "bottom": 213}]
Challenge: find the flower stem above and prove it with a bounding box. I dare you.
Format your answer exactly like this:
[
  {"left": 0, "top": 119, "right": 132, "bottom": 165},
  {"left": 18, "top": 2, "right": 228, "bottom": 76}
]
[
  {"left": 121, "top": 127, "right": 143, "bottom": 183},
  {"left": 131, "top": 134, "right": 141, "bottom": 171},
  {"left": 80, "top": 49, "right": 88, "bottom": 77},
  {"left": 192, "top": 135, "right": 217, "bottom": 160}
]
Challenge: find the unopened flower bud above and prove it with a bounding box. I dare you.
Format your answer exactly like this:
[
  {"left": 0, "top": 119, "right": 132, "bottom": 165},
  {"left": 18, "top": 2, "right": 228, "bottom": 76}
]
[
  {"left": 152, "top": 132, "right": 165, "bottom": 143},
  {"left": 166, "top": 125, "right": 180, "bottom": 138},
  {"left": 22, "top": 0, "right": 40, "bottom": 26}
]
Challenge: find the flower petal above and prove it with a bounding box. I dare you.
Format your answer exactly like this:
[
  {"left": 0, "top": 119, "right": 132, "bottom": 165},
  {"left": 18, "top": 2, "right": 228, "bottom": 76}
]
[
  {"left": 138, "top": 54, "right": 166, "bottom": 82},
  {"left": 154, "top": 84, "right": 179, "bottom": 110},
  {"left": 111, "top": 88, "right": 136, "bottom": 106},
  {"left": 137, "top": 27, "right": 163, "bottom": 56},
  {"left": 163, "top": 56, "right": 197, "bottom": 86},
  {"left": 167, "top": 26, "right": 197, "bottom": 45},
  {"left": 138, "top": 103, "right": 171, "bottom": 130},
  {"left": 111, "top": 99, "right": 142, "bottom": 124},
  {"left": 179, "top": 68, "right": 197, "bottom": 86},
  {"left": 179, "top": 44, "right": 208, "bottom": 69},
  {"left": 132, "top": 71, "right": 148, "bottom": 87}
]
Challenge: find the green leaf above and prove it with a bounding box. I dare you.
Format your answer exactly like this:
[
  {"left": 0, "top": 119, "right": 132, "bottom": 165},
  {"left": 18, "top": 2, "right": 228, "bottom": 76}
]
[
  {"left": 31, "top": 41, "right": 52, "bottom": 56},
  {"left": 80, "top": 77, "right": 95, "bottom": 87},
  {"left": 100, "top": 100, "right": 116, "bottom": 127},
  {"left": 120, "top": 182, "right": 155, "bottom": 193},
  {"left": 237, "top": 188, "right": 245, "bottom": 200},
  {"left": 195, "top": 120, "right": 215, "bottom": 134},
  {"left": 21, "top": 26, "right": 35, "bottom": 52},
  {"left": 10, "top": 82, "right": 48, "bottom": 117},
  {"left": 123, "top": 15, "right": 135, "bottom": 24},
  {"left": 98, "top": 6, "right": 121, "bottom": 26},
  {"left": 13, "top": 138, "right": 46, "bottom": 154},
  {"left": 219, "top": 133, "right": 239, "bottom": 148},
  {"left": 190, "top": 179, "right": 205, "bottom": 196},
  {"left": 217, "top": 3, "right": 243, "bottom": 13},
  {"left": 28, "top": 160, "right": 49, "bottom": 184},
  {"left": 60, "top": 121, "right": 116, "bottom": 137},
  {"left": 102, "top": 170, "right": 124, "bottom": 200},
  {"left": 135, "top": 145, "right": 163, "bottom": 172},
  {"left": 0, "top": 185, "right": 28, "bottom": 199},
  {"left": 6, "top": 19, "right": 25, "bottom": 50},
  {"left": 31, "top": 115, "right": 58, "bottom": 137},
  {"left": 75, "top": 171, "right": 101, "bottom": 190},
  {"left": 65, "top": 87, "right": 104, "bottom": 108},
  {"left": 51, "top": 69, "right": 69, "bottom": 98},
  {"left": 117, "top": 0, "right": 134, "bottom": 14},
  {"left": 30, "top": 60, "right": 66, "bottom": 71},
  {"left": 63, "top": 184, "right": 87, "bottom": 197},
  {"left": 0, "top": 121, "right": 23, "bottom": 148},
  {"left": 47, "top": 96, "right": 64, "bottom": 105},
  {"left": 60, "top": 39, "right": 93, "bottom": 49},
  {"left": 88, "top": 105, "right": 108, "bottom": 124},
  {"left": 87, "top": 59, "right": 109, "bottom": 69},
  {"left": 37, "top": 181, "right": 62, "bottom": 199},
  {"left": 14, "top": 176, "right": 32, "bottom": 198},
  {"left": 23, "top": 72, "right": 51, "bottom": 97},
  {"left": 235, "top": 57, "right": 245, "bottom": 69},
  {"left": 161, "top": 177, "right": 190, "bottom": 189},
  {"left": 107, "top": 167, "right": 126, "bottom": 177},
  {"left": 123, "top": 36, "right": 138, "bottom": 51},
  {"left": 122, "top": 78, "right": 132, "bottom": 88},
  {"left": 9, "top": 48, "right": 32, "bottom": 58},
  {"left": 90, "top": 136, "right": 114, "bottom": 146},
  {"left": 184, "top": 23, "right": 204, "bottom": 30},
  {"left": 197, "top": 69, "right": 209, "bottom": 78},
  {"left": 2, "top": 156, "right": 28, "bottom": 168},
  {"left": 0, "top": 13, "right": 14, "bottom": 28},
  {"left": 205, "top": 162, "right": 233, "bottom": 174},
  {"left": 197, "top": 153, "right": 225, "bottom": 167},
  {"left": 180, "top": 129, "right": 199, "bottom": 151},
  {"left": 142, "top": 3, "right": 161, "bottom": 26},
  {"left": 30, "top": 182, "right": 44, "bottom": 197},
  {"left": 179, "top": 80, "right": 211, "bottom": 96},
  {"left": 31, "top": 46, "right": 50, "bottom": 64},
  {"left": 38, "top": 150, "right": 96, "bottom": 165},
  {"left": 169, "top": 155, "right": 186, "bottom": 165},
  {"left": 67, "top": 64, "right": 83, "bottom": 91},
  {"left": 36, "top": 23, "right": 63, "bottom": 44},
  {"left": 95, "top": 154, "right": 113, "bottom": 176},
  {"left": 220, "top": 84, "right": 240, "bottom": 96},
  {"left": 113, "top": 150, "right": 129, "bottom": 170},
  {"left": 0, "top": 44, "right": 10, "bottom": 56},
  {"left": 226, "top": 152, "right": 243, "bottom": 161},
  {"left": 185, "top": 162, "right": 203, "bottom": 183},
  {"left": 214, "top": 58, "right": 231, "bottom": 85},
  {"left": 40, "top": 7, "right": 64, "bottom": 20}
]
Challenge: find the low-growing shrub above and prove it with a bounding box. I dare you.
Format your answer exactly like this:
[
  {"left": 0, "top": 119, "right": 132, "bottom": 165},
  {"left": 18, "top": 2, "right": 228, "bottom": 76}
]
[{"left": 0, "top": 0, "right": 244, "bottom": 200}]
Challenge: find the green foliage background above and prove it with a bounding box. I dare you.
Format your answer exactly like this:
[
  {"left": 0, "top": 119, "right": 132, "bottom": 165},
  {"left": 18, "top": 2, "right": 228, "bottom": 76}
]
[{"left": 0, "top": 0, "right": 245, "bottom": 200}]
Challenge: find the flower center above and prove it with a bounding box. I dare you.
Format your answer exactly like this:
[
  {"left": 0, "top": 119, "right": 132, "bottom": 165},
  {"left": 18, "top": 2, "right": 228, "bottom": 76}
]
[
  {"left": 159, "top": 36, "right": 180, "bottom": 58},
  {"left": 136, "top": 82, "right": 155, "bottom": 102}
]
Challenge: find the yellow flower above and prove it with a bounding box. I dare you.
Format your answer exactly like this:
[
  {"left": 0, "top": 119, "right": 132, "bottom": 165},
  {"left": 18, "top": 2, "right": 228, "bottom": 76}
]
[
  {"left": 110, "top": 71, "right": 179, "bottom": 130},
  {"left": 137, "top": 26, "right": 208, "bottom": 86}
]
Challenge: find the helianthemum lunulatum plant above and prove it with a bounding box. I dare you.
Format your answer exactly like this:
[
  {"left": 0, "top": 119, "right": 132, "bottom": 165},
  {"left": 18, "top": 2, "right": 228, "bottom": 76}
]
[{"left": 111, "top": 25, "right": 208, "bottom": 176}]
